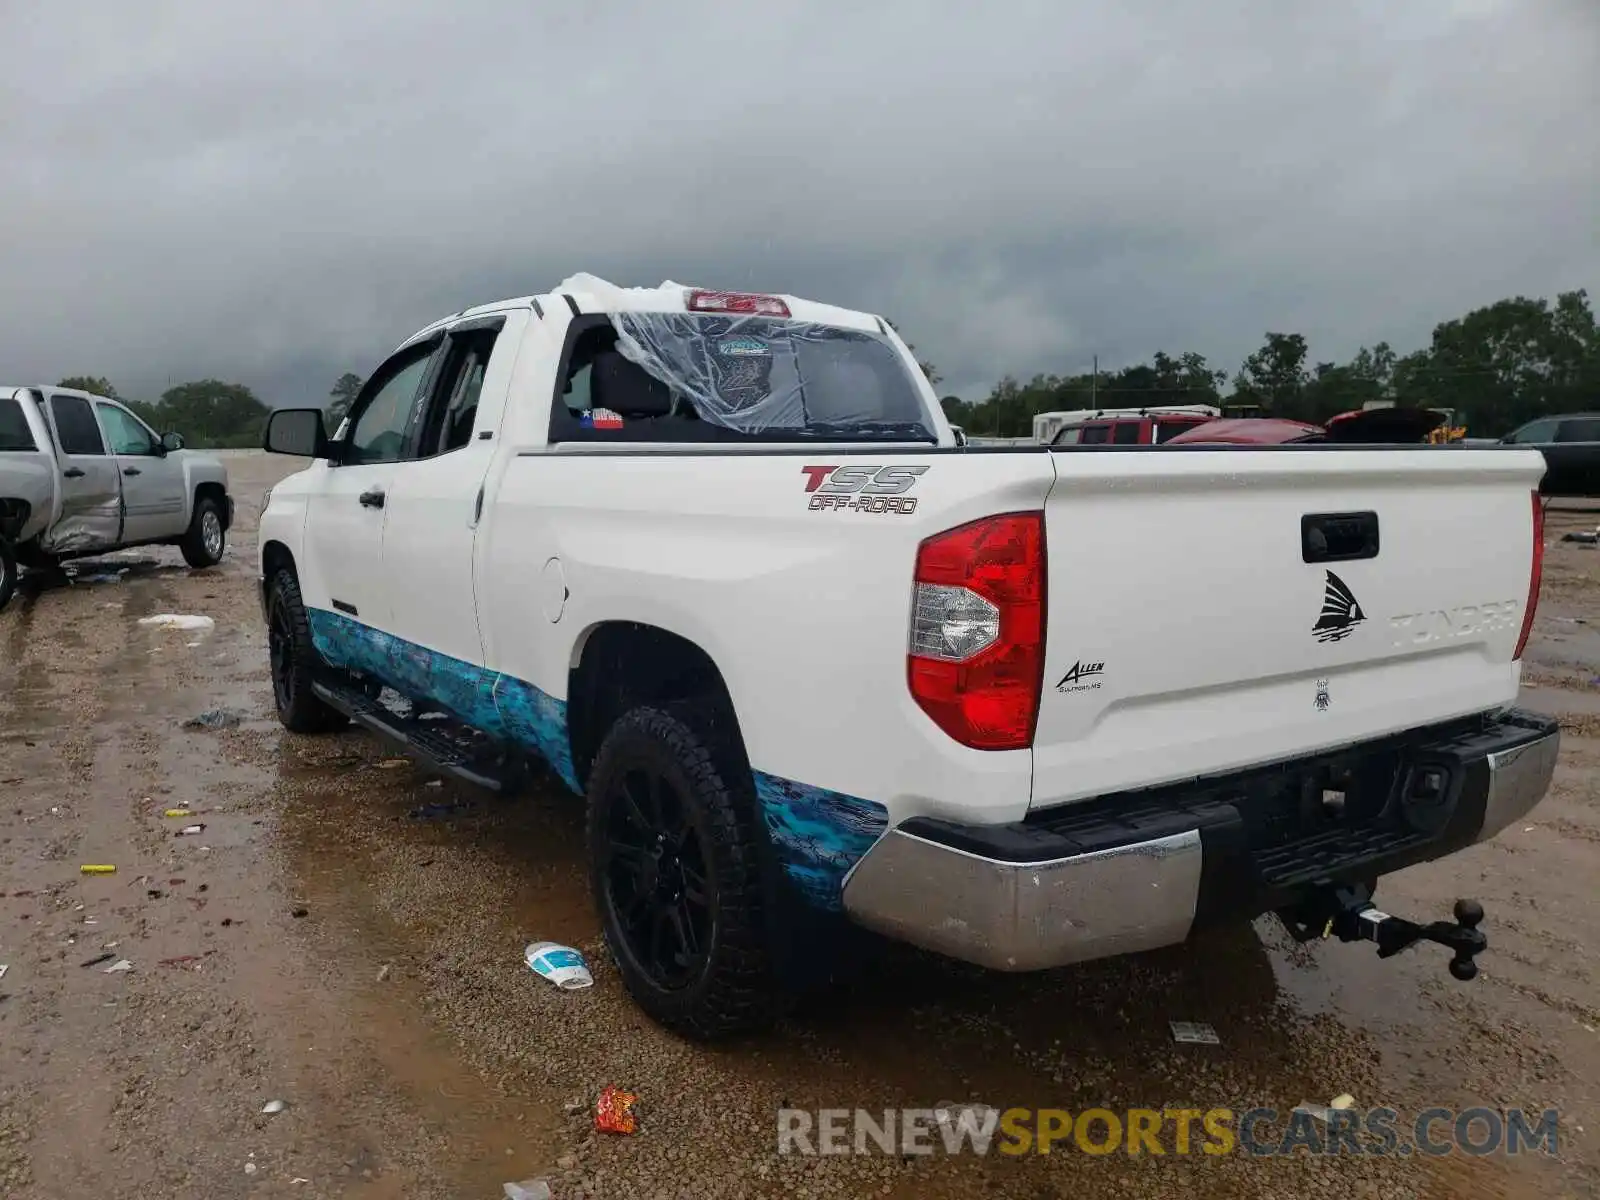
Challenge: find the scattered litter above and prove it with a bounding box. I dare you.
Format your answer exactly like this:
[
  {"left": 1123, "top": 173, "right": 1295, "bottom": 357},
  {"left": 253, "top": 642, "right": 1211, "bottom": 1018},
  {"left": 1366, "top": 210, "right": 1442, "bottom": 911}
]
[
  {"left": 1330, "top": 1093, "right": 1355, "bottom": 1110},
  {"left": 376, "top": 964, "right": 392, "bottom": 982},
  {"left": 159, "top": 955, "right": 205, "bottom": 969},
  {"left": 244, "top": 1162, "right": 258, "bottom": 1176},
  {"left": 69, "top": 573, "right": 124, "bottom": 585},
  {"left": 291, "top": 907, "right": 308, "bottom": 919},
  {"left": 1294, "top": 1093, "right": 1357, "bottom": 1124},
  {"left": 1169, "top": 1021, "right": 1221, "bottom": 1045},
  {"left": 525, "top": 942, "right": 594, "bottom": 990},
  {"left": 138, "top": 614, "right": 215, "bottom": 632},
  {"left": 80, "top": 952, "right": 117, "bottom": 968},
  {"left": 594, "top": 1085, "right": 639, "bottom": 1135},
  {"left": 376, "top": 758, "right": 409, "bottom": 770},
  {"left": 169, "top": 878, "right": 186, "bottom": 886},
  {"left": 0, "top": 965, "right": 8, "bottom": 980},
  {"left": 291, "top": 1180, "right": 310, "bottom": 1186},
  {"left": 1562, "top": 531, "right": 1599, "bottom": 545},
  {"left": 503, "top": 1181, "right": 553, "bottom": 1200},
  {"left": 79, "top": 864, "right": 116, "bottom": 875},
  {"left": 165, "top": 809, "right": 193, "bottom": 819},
  {"left": 262, "top": 1099, "right": 287, "bottom": 1115},
  {"left": 176, "top": 824, "right": 207, "bottom": 836},
  {"left": 102, "top": 959, "right": 133, "bottom": 974},
  {"left": 183, "top": 708, "right": 241, "bottom": 731},
  {"left": 1524, "top": 825, "right": 1535, "bottom": 832},
  {"left": 409, "top": 800, "right": 474, "bottom": 820}
]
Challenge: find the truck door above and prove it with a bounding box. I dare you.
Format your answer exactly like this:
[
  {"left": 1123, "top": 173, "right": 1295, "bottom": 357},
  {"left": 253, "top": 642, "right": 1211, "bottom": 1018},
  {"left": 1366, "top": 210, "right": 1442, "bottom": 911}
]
[
  {"left": 95, "top": 401, "right": 185, "bottom": 542},
  {"left": 42, "top": 393, "right": 122, "bottom": 553},
  {"left": 302, "top": 337, "right": 441, "bottom": 632}
]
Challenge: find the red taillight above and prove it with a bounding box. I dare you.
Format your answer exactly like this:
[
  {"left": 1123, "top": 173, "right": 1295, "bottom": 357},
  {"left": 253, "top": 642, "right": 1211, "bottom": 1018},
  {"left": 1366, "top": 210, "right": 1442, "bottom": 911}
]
[
  {"left": 907, "top": 512, "right": 1046, "bottom": 750},
  {"left": 1514, "top": 490, "right": 1544, "bottom": 660},
  {"left": 686, "top": 289, "right": 791, "bottom": 318}
]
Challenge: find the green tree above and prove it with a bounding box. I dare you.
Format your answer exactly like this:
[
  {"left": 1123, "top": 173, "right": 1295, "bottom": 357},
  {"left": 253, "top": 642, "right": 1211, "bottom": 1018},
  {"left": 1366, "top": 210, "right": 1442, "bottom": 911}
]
[
  {"left": 884, "top": 319, "right": 941, "bottom": 386},
  {"left": 57, "top": 375, "right": 119, "bottom": 398},
  {"left": 1234, "top": 333, "right": 1310, "bottom": 417},
  {"left": 328, "top": 372, "right": 363, "bottom": 426},
  {"left": 150, "top": 380, "right": 271, "bottom": 448}
]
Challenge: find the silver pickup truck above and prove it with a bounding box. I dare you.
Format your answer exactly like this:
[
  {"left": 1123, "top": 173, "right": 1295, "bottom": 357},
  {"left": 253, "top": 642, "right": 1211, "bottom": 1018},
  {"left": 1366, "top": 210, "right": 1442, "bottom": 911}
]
[{"left": 1, "top": 386, "right": 234, "bottom": 609}]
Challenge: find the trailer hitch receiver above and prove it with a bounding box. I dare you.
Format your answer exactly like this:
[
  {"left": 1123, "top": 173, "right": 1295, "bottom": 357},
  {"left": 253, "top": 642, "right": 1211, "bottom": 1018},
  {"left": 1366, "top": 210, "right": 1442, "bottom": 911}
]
[{"left": 1280, "top": 884, "right": 1487, "bottom": 981}]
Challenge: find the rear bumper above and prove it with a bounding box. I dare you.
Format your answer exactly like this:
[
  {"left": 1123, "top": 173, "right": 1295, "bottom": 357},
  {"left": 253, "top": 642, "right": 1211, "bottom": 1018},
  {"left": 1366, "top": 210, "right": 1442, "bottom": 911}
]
[{"left": 841, "top": 709, "right": 1560, "bottom": 971}]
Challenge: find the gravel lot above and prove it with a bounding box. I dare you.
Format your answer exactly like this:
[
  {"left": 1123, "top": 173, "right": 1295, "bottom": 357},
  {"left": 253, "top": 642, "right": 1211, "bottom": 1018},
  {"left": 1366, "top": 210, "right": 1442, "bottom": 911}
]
[{"left": 2, "top": 451, "right": 1597, "bottom": 1199}]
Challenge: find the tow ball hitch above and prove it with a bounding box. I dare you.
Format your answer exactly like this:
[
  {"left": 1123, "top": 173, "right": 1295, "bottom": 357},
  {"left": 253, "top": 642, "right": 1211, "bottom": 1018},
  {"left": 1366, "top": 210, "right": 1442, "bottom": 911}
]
[{"left": 1281, "top": 884, "right": 1488, "bottom": 981}]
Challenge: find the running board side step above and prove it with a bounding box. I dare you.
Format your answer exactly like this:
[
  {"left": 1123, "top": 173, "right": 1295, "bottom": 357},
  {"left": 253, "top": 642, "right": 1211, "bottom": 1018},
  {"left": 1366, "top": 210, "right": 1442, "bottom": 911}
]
[{"left": 311, "top": 679, "right": 519, "bottom": 795}]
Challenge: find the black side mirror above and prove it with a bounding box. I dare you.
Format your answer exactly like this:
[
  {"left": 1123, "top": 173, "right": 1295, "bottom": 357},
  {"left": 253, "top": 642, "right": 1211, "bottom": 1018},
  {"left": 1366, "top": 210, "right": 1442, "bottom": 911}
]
[
  {"left": 264, "top": 408, "right": 330, "bottom": 459},
  {"left": 161, "top": 431, "right": 184, "bottom": 453}
]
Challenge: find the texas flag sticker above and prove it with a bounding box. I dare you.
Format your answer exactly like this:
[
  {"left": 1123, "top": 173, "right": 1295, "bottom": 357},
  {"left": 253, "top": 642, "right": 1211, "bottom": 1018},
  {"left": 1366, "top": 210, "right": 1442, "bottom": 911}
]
[{"left": 581, "top": 408, "right": 624, "bottom": 430}]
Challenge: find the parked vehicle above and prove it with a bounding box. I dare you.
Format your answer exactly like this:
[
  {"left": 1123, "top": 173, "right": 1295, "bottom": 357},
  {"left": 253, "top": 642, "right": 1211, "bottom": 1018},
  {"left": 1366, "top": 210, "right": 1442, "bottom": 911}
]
[
  {"left": 0, "top": 387, "right": 234, "bottom": 597},
  {"left": 1500, "top": 413, "right": 1600, "bottom": 498},
  {"left": 1036, "top": 405, "right": 1219, "bottom": 446},
  {"left": 257, "top": 275, "right": 1558, "bottom": 1039},
  {"left": 1166, "top": 406, "right": 1447, "bottom": 447}
]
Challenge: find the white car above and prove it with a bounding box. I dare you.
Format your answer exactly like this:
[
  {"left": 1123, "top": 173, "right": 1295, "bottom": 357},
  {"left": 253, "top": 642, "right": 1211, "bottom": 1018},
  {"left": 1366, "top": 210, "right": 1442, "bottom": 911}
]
[{"left": 257, "top": 274, "right": 1558, "bottom": 1038}]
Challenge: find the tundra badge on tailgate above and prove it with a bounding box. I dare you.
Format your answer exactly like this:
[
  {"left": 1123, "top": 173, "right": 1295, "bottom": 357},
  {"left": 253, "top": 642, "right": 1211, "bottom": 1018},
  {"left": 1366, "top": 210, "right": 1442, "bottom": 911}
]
[{"left": 801, "top": 464, "right": 929, "bottom": 515}]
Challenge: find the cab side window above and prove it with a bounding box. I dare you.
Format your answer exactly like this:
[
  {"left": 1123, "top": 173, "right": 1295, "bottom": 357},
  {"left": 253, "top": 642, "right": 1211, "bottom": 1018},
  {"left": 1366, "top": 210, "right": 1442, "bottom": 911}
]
[
  {"left": 97, "top": 403, "right": 159, "bottom": 456},
  {"left": 1112, "top": 421, "right": 1141, "bottom": 444},
  {"left": 345, "top": 346, "right": 436, "bottom": 466},
  {"left": 1507, "top": 419, "right": 1558, "bottom": 444},
  {"left": 417, "top": 324, "right": 502, "bottom": 458},
  {"left": 1556, "top": 418, "right": 1600, "bottom": 443},
  {"left": 50, "top": 395, "right": 106, "bottom": 456},
  {"left": 1079, "top": 424, "right": 1111, "bottom": 445},
  {"left": 1052, "top": 425, "right": 1082, "bottom": 445}
]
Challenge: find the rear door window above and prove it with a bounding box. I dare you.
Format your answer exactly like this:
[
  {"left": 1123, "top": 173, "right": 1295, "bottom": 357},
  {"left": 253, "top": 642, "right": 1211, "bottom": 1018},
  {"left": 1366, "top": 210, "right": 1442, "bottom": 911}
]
[
  {"left": 1556, "top": 418, "right": 1600, "bottom": 443},
  {"left": 50, "top": 394, "right": 107, "bottom": 455},
  {"left": 0, "top": 397, "right": 37, "bottom": 451},
  {"left": 1508, "top": 419, "right": 1559, "bottom": 444},
  {"left": 1112, "top": 421, "right": 1141, "bottom": 444}
]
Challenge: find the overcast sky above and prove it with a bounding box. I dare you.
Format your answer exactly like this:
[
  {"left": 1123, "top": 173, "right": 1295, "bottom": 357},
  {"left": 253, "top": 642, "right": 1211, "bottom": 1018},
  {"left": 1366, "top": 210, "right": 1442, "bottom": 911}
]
[{"left": 2, "top": 0, "right": 1596, "bottom": 405}]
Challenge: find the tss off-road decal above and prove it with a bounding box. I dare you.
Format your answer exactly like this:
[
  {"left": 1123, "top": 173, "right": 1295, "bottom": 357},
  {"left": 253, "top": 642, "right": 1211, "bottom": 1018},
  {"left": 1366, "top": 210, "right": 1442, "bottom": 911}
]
[{"left": 801, "top": 464, "right": 929, "bottom": 514}]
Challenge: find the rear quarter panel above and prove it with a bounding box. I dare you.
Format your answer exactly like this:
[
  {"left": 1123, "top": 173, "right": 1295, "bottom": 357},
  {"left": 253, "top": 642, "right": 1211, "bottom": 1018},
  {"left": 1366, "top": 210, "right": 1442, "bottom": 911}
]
[{"left": 478, "top": 448, "right": 1057, "bottom": 828}]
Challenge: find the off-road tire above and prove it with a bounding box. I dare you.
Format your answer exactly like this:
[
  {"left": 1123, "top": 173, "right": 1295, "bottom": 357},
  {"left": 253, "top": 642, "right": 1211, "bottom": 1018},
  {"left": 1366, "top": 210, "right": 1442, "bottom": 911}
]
[
  {"left": 266, "top": 567, "right": 349, "bottom": 734},
  {"left": 0, "top": 538, "right": 16, "bottom": 613},
  {"left": 587, "top": 702, "right": 777, "bottom": 1040},
  {"left": 180, "top": 495, "right": 227, "bottom": 569}
]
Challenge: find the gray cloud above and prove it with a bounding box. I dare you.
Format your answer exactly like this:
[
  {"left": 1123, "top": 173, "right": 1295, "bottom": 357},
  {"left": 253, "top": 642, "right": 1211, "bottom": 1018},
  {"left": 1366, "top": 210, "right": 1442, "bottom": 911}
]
[{"left": 2, "top": 0, "right": 1595, "bottom": 405}]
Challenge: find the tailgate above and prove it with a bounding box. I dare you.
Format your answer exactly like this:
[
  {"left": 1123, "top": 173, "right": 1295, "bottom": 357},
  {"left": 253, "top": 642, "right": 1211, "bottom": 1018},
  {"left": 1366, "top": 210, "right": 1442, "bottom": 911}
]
[{"left": 1031, "top": 447, "right": 1545, "bottom": 809}]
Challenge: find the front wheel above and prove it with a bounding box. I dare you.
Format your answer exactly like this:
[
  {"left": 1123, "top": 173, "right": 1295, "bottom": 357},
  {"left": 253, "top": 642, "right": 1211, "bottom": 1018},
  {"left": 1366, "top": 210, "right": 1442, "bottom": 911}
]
[
  {"left": 586, "top": 703, "right": 776, "bottom": 1040},
  {"left": 267, "top": 568, "right": 349, "bottom": 734},
  {"left": 180, "top": 495, "right": 227, "bottom": 569},
  {"left": 0, "top": 538, "right": 17, "bottom": 613}
]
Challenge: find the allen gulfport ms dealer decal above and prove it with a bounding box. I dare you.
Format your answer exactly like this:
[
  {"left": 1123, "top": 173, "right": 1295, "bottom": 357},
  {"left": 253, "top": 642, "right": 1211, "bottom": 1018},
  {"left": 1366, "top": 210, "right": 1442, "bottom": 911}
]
[{"left": 1056, "top": 660, "right": 1105, "bottom": 694}]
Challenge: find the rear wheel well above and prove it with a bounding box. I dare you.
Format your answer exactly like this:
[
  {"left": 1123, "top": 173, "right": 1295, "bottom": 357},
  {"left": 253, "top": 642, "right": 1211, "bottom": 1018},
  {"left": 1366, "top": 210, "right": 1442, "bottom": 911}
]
[
  {"left": 567, "top": 623, "right": 742, "bottom": 791},
  {"left": 0, "top": 497, "right": 30, "bottom": 543},
  {"left": 195, "top": 481, "right": 229, "bottom": 528}
]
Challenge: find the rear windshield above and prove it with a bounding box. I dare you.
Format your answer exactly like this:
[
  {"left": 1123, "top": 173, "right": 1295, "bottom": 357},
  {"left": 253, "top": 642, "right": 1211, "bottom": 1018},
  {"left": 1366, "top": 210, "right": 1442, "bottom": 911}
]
[
  {"left": 0, "top": 397, "right": 38, "bottom": 451},
  {"left": 609, "top": 312, "right": 933, "bottom": 440}
]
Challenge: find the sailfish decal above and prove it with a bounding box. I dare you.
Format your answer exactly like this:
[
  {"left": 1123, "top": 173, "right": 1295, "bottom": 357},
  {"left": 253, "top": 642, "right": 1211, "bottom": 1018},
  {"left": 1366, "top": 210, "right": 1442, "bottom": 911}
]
[{"left": 1312, "top": 570, "right": 1365, "bottom": 643}]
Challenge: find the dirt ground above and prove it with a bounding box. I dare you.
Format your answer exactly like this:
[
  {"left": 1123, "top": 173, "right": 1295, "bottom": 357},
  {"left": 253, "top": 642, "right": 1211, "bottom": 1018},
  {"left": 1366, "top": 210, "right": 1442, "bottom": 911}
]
[{"left": 2, "top": 451, "right": 1597, "bottom": 1200}]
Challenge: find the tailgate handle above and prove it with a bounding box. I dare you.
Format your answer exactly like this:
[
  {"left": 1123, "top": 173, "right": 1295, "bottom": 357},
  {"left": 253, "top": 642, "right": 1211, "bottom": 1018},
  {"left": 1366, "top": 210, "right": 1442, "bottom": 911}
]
[{"left": 1302, "top": 511, "right": 1379, "bottom": 563}]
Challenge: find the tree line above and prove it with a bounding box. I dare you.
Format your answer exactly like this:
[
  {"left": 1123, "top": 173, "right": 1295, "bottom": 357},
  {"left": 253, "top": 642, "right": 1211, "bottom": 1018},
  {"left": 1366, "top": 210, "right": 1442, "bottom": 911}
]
[
  {"left": 57, "top": 287, "right": 1595, "bottom": 449},
  {"left": 935, "top": 289, "right": 1599, "bottom": 439},
  {"left": 55, "top": 376, "right": 271, "bottom": 450}
]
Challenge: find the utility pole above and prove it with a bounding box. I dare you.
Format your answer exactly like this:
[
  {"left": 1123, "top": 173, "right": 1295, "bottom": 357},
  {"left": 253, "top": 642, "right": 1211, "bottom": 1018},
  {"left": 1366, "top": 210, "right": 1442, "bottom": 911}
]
[{"left": 1091, "top": 355, "right": 1098, "bottom": 409}]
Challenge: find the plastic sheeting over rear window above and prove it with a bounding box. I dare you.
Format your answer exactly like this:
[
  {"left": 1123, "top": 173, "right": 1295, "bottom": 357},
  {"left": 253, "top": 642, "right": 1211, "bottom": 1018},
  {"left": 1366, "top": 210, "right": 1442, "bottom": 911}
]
[{"left": 609, "top": 312, "right": 934, "bottom": 438}]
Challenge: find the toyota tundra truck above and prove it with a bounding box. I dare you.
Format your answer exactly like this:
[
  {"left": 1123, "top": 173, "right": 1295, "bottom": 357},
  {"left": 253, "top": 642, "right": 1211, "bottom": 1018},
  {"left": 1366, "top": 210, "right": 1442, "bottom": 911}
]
[{"left": 256, "top": 273, "right": 1559, "bottom": 1039}]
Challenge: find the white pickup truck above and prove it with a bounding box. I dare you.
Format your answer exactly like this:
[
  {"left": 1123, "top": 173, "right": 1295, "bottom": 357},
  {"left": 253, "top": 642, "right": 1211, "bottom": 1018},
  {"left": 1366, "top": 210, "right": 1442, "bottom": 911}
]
[
  {"left": 1, "top": 386, "right": 234, "bottom": 609},
  {"left": 257, "top": 274, "right": 1559, "bottom": 1039}
]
